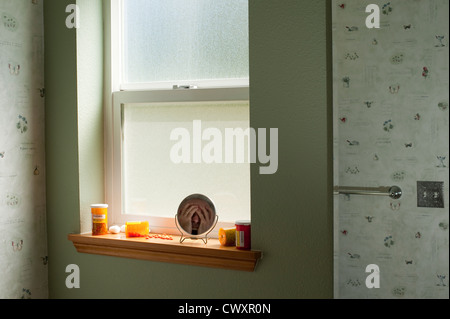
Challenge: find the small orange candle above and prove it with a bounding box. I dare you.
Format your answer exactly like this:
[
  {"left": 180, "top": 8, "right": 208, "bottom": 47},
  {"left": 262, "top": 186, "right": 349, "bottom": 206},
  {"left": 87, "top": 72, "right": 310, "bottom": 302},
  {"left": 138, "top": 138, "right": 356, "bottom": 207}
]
[
  {"left": 125, "top": 221, "right": 149, "bottom": 237},
  {"left": 219, "top": 228, "right": 236, "bottom": 246}
]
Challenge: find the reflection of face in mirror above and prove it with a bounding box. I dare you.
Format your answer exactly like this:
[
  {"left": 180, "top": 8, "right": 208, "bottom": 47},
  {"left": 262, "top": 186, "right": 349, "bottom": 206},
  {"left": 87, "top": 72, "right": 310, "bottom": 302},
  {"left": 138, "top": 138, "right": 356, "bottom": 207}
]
[{"left": 178, "top": 197, "right": 215, "bottom": 235}]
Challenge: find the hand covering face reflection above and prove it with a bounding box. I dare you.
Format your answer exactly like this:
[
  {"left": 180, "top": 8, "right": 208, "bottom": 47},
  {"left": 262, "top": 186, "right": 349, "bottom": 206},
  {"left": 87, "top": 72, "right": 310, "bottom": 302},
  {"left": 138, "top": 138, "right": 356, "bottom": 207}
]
[{"left": 178, "top": 198, "right": 214, "bottom": 235}]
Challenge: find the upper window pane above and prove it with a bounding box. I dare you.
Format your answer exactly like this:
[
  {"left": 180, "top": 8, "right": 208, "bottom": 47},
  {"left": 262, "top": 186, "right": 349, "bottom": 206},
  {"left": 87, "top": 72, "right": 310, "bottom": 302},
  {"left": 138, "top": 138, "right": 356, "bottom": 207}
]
[{"left": 122, "top": 0, "right": 249, "bottom": 84}]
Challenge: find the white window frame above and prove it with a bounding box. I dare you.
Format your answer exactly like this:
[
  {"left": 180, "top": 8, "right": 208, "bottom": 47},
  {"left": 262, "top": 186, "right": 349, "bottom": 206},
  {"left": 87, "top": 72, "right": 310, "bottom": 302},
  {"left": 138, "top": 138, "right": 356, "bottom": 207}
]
[{"left": 104, "top": 0, "right": 250, "bottom": 236}]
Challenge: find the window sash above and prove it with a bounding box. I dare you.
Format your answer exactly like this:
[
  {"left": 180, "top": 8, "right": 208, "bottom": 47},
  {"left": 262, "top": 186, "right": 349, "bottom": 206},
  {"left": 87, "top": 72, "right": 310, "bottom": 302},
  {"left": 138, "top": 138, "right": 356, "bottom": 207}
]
[
  {"left": 114, "top": 0, "right": 249, "bottom": 91},
  {"left": 120, "top": 78, "right": 250, "bottom": 91},
  {"left": 110, "top": 88, "right": 250, "bottom": 235}
]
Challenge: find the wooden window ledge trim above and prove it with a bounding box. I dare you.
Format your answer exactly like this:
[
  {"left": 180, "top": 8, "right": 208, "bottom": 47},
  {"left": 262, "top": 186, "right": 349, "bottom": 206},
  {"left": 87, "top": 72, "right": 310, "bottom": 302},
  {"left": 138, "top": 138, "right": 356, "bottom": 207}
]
[{"left": 68, "top": 233, "right": 262, "bottom": 272}]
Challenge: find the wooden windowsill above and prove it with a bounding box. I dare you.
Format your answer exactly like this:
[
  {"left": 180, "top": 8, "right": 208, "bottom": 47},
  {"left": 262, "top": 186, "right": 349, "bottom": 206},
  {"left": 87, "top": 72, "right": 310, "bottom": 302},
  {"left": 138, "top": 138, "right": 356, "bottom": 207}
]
[{"left": 68, "top": 233, "right": 262, "bottom": 272}]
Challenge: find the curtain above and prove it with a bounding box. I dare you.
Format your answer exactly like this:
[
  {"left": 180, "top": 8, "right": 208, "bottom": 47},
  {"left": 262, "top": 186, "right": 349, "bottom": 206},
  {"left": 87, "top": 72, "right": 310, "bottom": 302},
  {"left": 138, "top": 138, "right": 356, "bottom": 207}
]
[{"left": 0, "top": 0, "right": 47, "bottom": 299}]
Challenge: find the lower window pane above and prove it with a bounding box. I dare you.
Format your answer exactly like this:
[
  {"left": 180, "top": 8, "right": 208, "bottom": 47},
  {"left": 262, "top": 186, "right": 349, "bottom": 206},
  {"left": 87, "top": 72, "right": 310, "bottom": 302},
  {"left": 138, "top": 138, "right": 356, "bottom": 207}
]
[{"left": 122, "top": 101, "right": 251, "bottom": 223}]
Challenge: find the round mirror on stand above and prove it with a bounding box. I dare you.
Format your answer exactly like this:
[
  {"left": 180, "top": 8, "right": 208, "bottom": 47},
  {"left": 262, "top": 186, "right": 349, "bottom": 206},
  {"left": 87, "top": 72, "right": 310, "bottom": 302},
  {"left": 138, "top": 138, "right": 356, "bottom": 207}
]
[{"left": 175, "top": 194, "right": 218, "bottom": 244}]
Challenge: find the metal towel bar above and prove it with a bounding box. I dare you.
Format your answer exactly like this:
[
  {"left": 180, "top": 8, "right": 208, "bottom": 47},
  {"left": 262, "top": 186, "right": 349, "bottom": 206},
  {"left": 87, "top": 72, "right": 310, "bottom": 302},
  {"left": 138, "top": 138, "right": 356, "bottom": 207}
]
[{"left": 333, "top": 185, "right": 402, "bottom": 199}]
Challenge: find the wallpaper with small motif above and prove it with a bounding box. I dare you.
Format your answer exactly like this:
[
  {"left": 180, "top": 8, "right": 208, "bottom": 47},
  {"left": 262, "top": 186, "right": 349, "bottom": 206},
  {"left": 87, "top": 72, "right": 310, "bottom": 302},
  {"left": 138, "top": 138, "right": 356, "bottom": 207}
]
[
  {"left": 0, "top": 0, "right": 47, "bottom": 299},
  {"left": 333, "top": 0, "right": 449, "bottom": 298}
]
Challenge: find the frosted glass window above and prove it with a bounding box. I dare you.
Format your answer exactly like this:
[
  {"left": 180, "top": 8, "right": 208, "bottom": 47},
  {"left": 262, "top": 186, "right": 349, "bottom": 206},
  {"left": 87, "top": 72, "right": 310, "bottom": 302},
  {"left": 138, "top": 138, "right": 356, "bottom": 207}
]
[
  {"left": 122, "top": 0, "right": 249, "bottom": 84},
  {"left": 122, "top": 101, "right": 251, "bottom": 223}
]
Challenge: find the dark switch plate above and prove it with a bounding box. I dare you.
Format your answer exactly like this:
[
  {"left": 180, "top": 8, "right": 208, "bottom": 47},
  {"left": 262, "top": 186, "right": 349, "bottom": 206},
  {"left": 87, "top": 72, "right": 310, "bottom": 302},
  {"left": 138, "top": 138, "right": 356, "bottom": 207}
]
[{"left": 417, "top": 181, "right": 444, "bottom": 208}]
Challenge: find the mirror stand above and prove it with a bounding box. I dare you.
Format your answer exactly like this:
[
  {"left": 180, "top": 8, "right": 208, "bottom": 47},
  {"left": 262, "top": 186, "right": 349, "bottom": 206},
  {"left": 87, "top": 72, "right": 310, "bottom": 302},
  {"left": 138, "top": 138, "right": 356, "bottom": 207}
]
[{"left": 175, "top": 214, "right": 218, "bottom": 244}]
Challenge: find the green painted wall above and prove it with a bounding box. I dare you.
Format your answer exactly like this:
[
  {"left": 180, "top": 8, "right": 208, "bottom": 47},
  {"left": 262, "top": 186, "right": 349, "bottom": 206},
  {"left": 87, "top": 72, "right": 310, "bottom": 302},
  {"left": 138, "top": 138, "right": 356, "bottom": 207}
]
[
  {"left": 44, "top": 0, "right": 333, "bottom": 298},
  {"left": 44, "top": 0, "right": 81, "bottom": 298}
]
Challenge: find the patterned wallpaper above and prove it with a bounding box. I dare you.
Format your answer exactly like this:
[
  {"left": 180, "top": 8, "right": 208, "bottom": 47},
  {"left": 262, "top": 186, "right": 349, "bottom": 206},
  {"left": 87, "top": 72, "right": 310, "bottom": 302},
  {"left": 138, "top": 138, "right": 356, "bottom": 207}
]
[
  {"left": 0, "top": 0, "right": 47, "bottom": 299},
  {"left": 333, "top": 0, "right": 449, "bottom": 298}
]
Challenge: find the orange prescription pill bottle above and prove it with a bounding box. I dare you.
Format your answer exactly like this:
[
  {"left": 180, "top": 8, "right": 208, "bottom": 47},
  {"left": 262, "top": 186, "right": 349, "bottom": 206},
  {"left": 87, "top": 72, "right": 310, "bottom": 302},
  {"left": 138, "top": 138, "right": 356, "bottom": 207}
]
[
  {"left": 91, "top": 204, "right": 108, "bottom": 235},
  {"left": 125, "top": 221, "right": 149, "bottom": 238},
  {"left": 235, "top": 220, "right": 251, "bottom": 250}
]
